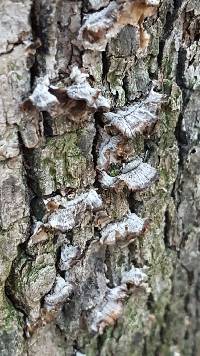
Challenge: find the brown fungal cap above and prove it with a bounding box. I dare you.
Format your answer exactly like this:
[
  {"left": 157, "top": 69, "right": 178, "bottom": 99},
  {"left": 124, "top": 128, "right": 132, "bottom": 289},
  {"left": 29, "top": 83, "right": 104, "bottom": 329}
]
[
  {"left": 49, "top": 66, "right": 110, "bottom": 114},
  {"left": 78, "top": 0, "right": 160, "bottom": 51},
  {"left": 97, "top": 128, "right": 130, "bottom": 171},
  {"left": 21, "top": 67, "right": 110, "bottom": 127}
]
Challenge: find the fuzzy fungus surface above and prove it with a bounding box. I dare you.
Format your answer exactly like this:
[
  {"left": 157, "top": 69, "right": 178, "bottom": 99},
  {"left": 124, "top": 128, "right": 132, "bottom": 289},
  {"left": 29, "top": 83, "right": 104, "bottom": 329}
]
[{"left": 78, "top": 0, "right": 160, "bottom": 51}]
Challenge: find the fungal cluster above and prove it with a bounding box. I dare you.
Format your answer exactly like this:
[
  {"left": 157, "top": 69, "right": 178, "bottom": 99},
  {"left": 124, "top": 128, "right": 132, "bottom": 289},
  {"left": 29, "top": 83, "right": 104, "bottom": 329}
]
[
  {"left": 20, "top": 66, "right": 110, "bottom": 148},
  {"left": 78, "top": 0, "right": 160, "bottom": 51},
  {"left": 19, "top": 71, "right": 161, "bottom": 335},
  {"left": 24, "top": 66, "right": 110, "bottom": 116},
  {"left": 12, "top": 0, "right": 162, "bottom": 338}
]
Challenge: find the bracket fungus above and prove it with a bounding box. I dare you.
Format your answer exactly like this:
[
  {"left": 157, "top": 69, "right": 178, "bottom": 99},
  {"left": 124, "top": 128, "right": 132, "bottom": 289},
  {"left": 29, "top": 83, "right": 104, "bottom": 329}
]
[
  {"left": 28, "top": 77, "right": 59, "bottom": 112},
  {"left": 91, "top": 265, "right": 149, "bottom": 333},
  {"left": 78, "top": 0, "right": 160, "bottom": 51},
  {"left": 49, "top": 66, "right": 110, "bottom": 114},
  {"left": 100, "top": 212, "right": 148, "bottom": 246},
  {"left": 27, "top": 222, "right": 49, "bottom": 248},
  {"left": 103, "top": 88, "right": 162, "bottom": 138},
  {"left": 22, "top": 66, "right": 109, "bottom": 115},
  {"left": 21, "top": 66, "right": 110, "bottom": 141},
  {"left": 39, "top": 189, "right": 103, "bottom": 233},
  {"left": 86, "top": 0, "right": 110, "bottom": 10},
  {"left": 96, "top": 87, "right": 161, "bottom": 190},
  {"left": 28, "top": 190, "right": 102, "bottom": 244},
  {"left": 91, "top": 285, "right": 128, "bottom": 333},
  {"left": 44, "top": 276, "right": 73, "bottom": 311},
  {"left": 99, "top": 157, "right": 158, "bottom": 191}
]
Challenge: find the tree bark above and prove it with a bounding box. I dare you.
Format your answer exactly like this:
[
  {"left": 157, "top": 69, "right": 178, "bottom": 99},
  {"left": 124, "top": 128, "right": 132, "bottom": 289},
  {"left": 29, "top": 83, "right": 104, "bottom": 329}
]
[{"left": 0, "top": 0, "right": 199, "bottom": 355}]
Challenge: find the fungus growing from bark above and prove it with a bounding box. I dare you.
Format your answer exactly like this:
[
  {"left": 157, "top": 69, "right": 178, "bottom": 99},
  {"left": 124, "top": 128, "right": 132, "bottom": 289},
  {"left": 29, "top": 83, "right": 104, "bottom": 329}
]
[
  {"left": 44, "top": 189, "right": 102, "bottom": 233},
  {"left": 94, "top": 209, "right": 112, "bottom": 228},
  {"left": 25, "top": 276, "right": 74, "bottom": 337},
  {"left": 26, "top": 66, "right": 110, "bottom": 113},
  {"left": 28, "top": 77, "right": 59, "bottom": 112},
  {"left": 21, "top": 67, "right": 110, "bottom": 133},
  {"left": 100, "top": 212, "right": 148, "bottom": 246},
  {"left": 78, "top": 0, "right": 160, "bottom": 51},
  {"left": 49, "top": 66, "right": 110, "bottom": 112},
  {"left": 103, "top": 88, "right": 162, "bottom": 138},
  {"left": 91, "top": 285, "right": 128, "bottom": 333},
  {"left": 99, "top": 158, "right": 158, "bottom": 191},
  {"left": 28, "top": 190, "right": 102, "bottom": 239},
  {"left": 27, "top": 222, "right": 49, "bottom": 247},
  {"left": 86, "top": 0, "right": 110, "bottom": 11},
  {"left": 91, "top": 265, "right": 149, "bottom": 333},
  {"left": 44, "top": 276, "right": 73, "bottom": 310}
]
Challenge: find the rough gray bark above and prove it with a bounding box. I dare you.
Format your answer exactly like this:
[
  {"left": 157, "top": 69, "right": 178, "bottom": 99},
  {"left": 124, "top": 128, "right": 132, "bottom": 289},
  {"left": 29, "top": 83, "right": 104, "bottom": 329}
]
[{"left": 0, "top": 0, "right": 199, "bottom": 355}]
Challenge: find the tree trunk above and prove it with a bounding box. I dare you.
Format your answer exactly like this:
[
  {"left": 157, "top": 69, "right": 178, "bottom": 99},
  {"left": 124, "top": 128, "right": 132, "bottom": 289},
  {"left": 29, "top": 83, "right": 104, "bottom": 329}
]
[{"left": 0, "top": 0, "right": 199, "bottom": 355}]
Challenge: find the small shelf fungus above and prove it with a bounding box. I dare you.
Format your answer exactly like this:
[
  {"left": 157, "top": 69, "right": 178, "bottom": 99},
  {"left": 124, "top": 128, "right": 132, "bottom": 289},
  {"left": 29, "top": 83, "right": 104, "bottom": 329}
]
[
  {"left": 49, "top": 66, "right": 110, "bottom": 116},
  {"left": 91, "top": 266, "right": 149, "bottom": 333},
  {"left": 99, "top": 157, "right": 158, "bottom": 191},
  {"left": 68, "top": 66, "right": 110, "bottom": 110},
  {"left": 25, "top": 275, "right": 74, "bottom": 337},
  {"left": 44, "top": 276, "right": 73, "bottom": 311},
  {"left": 100, "top": 212, "right": 148, "bottom": 246},
  {"left": 23, "top": 77, "right": 59, "bottom": 112},
  {"left": 78, "top": 0, "right": 160, "bottom": 51},
  {"left": 21, "top": 66, "right": 110, "bottom": 132},
  {"left": 103, "top": 88, "right": 162, "bottom": 138},
  {"left": 91, "top": 285, "right": 128, "bottom": 333},
  {"left": 28, "top": 222, "right": 49, "bottom": 248},
  {"left": 43, "top": 189, "right": 102, "bottom": 233}
]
